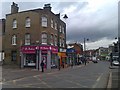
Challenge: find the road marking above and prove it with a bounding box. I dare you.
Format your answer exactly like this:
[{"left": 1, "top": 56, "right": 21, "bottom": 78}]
[
  {"left": 65, "top": 80, "right": 88, "bottom": 88},
  {"left": 92, "top": 73, "right": 104, "bottom": 88},
  {"left": 96, "top": 73, "right": 103, "bottom": 82},
  {"left": 33, "top": 74, "right": 52, "bottom": 88}
]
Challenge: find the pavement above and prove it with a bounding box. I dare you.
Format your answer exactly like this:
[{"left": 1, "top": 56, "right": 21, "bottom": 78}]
[{"left": 107, "top": 65, "right": 120, "bottom": 89}]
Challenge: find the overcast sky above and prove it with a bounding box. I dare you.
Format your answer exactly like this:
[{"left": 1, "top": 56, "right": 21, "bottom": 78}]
[{"left": 0, "top": 0, "right": 119, "bottom": 49}]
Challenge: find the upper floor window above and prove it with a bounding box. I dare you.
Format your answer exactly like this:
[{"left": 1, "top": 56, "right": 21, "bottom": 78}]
[
  {"left": 62, "top": 39, "right": 65, "bottom": 47},
  {"left": 41, "top": 33, "right": 47, "bottom": 44},
  {"left": 59, "top": 25, "right": 62, "bottom": 32},
  {"left": 60, "top": 38, "right": 62, "bottom": 47},
  {"left": 54, "top": 35, "right": 57, "bottom": 46},
  {"left": 41, "top": 17, "right": 47, "bottom": 27},
  {"left": 12, "top": 35, "right": 17, "bottom": 45},
  {"left": 55, "top": 22, "right": 57, "bottom": 30},
  {"left": 25, "top": 17, "right": 31, "bottom": 27},
  {"left": 62, "top": 27, "right": 65, "bottom": 34},
  {"left": 51, "top": 19, "right": 54, "bottom": 28},
  {"left": 13, "top": 19, "right": 17, "bottom": 28},
  {"left": 50, "top": 34, "right": 54, "bottom": 45},
  {"left": 25, "top": 34, "right": 30, "bottom": 45}
]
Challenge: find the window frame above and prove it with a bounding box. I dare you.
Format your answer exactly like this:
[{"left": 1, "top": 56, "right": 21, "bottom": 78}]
[
  {"left": 25, "top": 17, "right": 31, "bottom": 27},
  {"left": 55, "top": 22, "right": 57, "bottom": 30},
  {"left": 13, "top": 19, "right": 17, "bottom": 29},
  {"left": 51, "top": 19, "right": 54, "bottom": 28},
  {"left": 11, "top": 51, "right": 17, "bottom": 61},
  {"left": 41, "top": 16, "right": 48, "bottom": 27},
  {"left": 12, "top": 35, "right": 17, "bottom": 45},
  {"left": 54, "top": 35, "right": 57, "bottom": 46},
  {"left": 25, "top": 33, "right": 31, "bottom": 45},
  {"left": 50, "top": 34, "right": 54, "bottom": 45},
  {"left": 41, "top": 33, "right": 47, "bottom": 44}
]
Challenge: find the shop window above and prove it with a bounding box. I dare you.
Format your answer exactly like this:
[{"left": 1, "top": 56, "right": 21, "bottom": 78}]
[
  {"left": 25, "top": 17, "right": 31, "bottom": 27},
  {"left": 11, "top": 35, "right": 17, "bottom": 45},
  {"left": 11, "top": 51, "right": 17, "bottom": 61},
  {"left": 25, "top": 34, "right": 30, "bottom": 45},
  {"left": 13, "top": 19, "right": 17, "bottom": 29},
  {"left": 41, "top": 33, "right": 47, "bottom": 44},
  {"left": 41, "top": 16, "right": 47, "bottom": 27},
  {"left": 25, "top": 54, "right": 36, "bottom": 66}
]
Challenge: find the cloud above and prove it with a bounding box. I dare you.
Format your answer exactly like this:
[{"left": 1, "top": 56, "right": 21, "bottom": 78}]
[{"left": 1, "top": 0, "right": 118, "bottom": 49}]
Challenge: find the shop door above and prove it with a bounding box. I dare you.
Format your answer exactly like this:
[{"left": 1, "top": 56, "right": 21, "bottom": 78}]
[{"left": 41, "top": 54, "right": 47, "bottom": 69}]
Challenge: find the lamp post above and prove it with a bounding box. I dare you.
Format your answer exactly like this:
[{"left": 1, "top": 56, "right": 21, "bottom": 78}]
[
  {"left": 83, "top": 38, "right": 89, "bottom": 65},
  {"left": 57, "top": 14, "right": 68, "bottom": 70}
]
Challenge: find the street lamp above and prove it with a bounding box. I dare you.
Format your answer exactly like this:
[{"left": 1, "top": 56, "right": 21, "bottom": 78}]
[{"left": 57, "top": 14, "right": 68, "bottom": 70}]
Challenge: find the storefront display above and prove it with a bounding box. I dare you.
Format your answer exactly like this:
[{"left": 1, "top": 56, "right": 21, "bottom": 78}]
[{"left": 20, "top": 45, "right": 58, "bottom": 69}]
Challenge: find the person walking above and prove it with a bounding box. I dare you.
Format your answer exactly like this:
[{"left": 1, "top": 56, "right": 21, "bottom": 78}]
[{"left": 40, "top": 60, "right": 44, "bottom": 72}]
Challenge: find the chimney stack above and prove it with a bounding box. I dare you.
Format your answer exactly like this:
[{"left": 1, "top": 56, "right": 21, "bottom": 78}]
[
  {"left": 11, "top": 2, "right": 19, "bottom": 14},
  {"left": 43, "top": 4, "right": 51, "bottom": 11}
]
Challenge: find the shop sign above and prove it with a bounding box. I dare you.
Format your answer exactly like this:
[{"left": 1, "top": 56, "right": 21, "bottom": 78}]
[
  {"left": 40, "top": 46, "right": 58, "bottom": 53},
  {"left": 21, "top": 46, "right": 36, "bottom": 54},
  {"left": 40, "top": 46, "right": 49, "bottom": 50},
  {"left": 50, "top": 46, "right": 58, "bottom": 53}
]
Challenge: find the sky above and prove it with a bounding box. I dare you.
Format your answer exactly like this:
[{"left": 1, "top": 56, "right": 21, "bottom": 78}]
[{"left": 0, "top": 0, "right": 119, "bottom": 49}]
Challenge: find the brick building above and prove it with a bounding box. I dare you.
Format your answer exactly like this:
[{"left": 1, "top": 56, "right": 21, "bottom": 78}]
[
  {"left": 67, "top": 43, "right": 83, "bottom": 65},
  {"left": 0, "top": 19, "right": 5, "bottom": 63},
  {"left": 4, "top": 2, "right": 66, "bottom": 69}
]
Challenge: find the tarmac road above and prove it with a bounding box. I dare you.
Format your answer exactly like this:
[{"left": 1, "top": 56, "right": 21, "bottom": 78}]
[{"left": 1, "top": 61, "right": 110, "bottom": 88}]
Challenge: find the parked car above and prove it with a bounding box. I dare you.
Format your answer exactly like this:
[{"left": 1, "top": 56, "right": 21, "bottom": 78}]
[
  {"left": 92, "top": 59, "right": 98, "bottom": 63},
  {"left": 51, "top": 64, "right": 57, "bottom": 69},
  {"left": 112, "top": 56, "right": 119, "bottom": 66},
  {"left": 92, "top": 57, "right": 98, "bottom": 63},
  {"left": 112, "top": 60, "right": 120, "bottom": 66}
]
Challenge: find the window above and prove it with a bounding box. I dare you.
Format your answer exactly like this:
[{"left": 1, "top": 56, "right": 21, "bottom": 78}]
[
  {"left": 62, "top": 39, "right": 65, "bottom": 47},
  {"left": 50, "top": 34, "right": 54, "bottom": 45},
  {"left": 25, "top": 17, "right": 31, "bottom": 27},
  {"left": 25, "top": 34, "right": 30, "bottom": 45},
  {"left": 62, "top": 27, "right": 65, "bottom": 34},
  {"left": 51, "top": 19, "right": 54, "bottom": 28},
  {"left": 12, "top": 35, "right": 17, "bottom": 45},
  {"left": 13, "top": 19, "right": 17, "bottom": 28},
  {"left": 11, "top": 51, "right": 17, "bottom": 61},
  {"left": 60, "top": 38, "right": 62, "bottom": 47},
  {"left": 54, "top": 35, "right": 57, "bottom": 46},
  {"left": 41, "top": 33, "right": 47, "bottom": 44},
  {"left": 55, "top": 22, "right": 57, "bottom": 30},
  {"left": 41, "top": 17, "right": 47, "bottom": 27},
  {"left": 59, "top": 25, "right": 62, "bottom": 32}
]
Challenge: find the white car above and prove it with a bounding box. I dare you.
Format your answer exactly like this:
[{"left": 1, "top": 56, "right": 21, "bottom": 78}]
[{"left": 112, "top": 60, "right": 120, "bottom": 66}]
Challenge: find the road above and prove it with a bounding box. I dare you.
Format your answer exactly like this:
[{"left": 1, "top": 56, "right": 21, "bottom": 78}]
[{"left": 1, "top": 61, "right": 110, "bottom": 88}]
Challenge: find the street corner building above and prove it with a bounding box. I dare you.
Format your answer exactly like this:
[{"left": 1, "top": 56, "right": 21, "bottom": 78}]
[{"left": 4, "top": 2, "right": 67, "bottom": 70}]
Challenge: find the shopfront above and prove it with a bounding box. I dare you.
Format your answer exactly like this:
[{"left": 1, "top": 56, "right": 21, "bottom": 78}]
[
  {"left": 20, "top": 45, "right": 58, "bottom": 70},
  {"left": 66, "top": 48, "right": 76, "bottom": 65},
  {"left": 58, "top": 52, "right": 67, "bottom": 67}
]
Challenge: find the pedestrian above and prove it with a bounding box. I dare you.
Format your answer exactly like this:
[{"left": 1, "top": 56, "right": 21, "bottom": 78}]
[
  {"left": 40, "top": 60, "right": 44, "bottom": 72},
  {"left": 83, "top": 57, "right": 86, "bottom": 65},
  {"left": 71, "top": 61, "right": 73, "bottom": 68},
  {"left": 62, "top": 61, "right": 64, "bottom": 68}
]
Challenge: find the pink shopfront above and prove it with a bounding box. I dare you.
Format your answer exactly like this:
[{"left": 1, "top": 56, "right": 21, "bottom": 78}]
[{"left": 20, "top": 45, "right": 58, "bottom": 70}]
